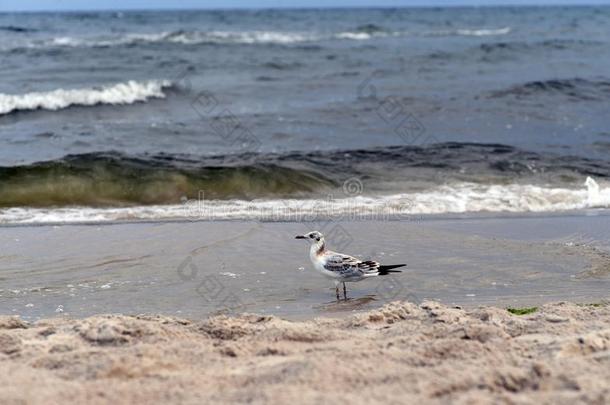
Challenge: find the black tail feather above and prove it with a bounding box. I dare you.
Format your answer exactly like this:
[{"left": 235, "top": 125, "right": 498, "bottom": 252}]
[{"left": 378, "top": 264, "right": 406, "bottom": 275}]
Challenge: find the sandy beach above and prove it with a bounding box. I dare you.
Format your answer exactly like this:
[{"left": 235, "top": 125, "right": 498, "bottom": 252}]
[
  {"left": 1, "top": 214, "right": 608, "bottom": 403},
  {"left": 1, "top": 300, "right": 609, "bottom": 404}
]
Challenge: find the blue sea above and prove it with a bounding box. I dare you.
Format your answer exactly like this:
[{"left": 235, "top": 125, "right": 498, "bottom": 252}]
[{"left": 1, "top": 6, "right": 610, "bottom": 223}]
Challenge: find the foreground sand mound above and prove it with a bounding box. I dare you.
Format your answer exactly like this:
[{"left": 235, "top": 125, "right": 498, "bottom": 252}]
[{"left": 0, "top": 301, "right": 609, "bottom": 404}]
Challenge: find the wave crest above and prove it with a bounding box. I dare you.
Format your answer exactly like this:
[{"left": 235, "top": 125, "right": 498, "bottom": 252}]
[
  {"left": 0, "top": 80, "right": 172, "bottom": 115},
  {"left": 456, "top": 27, "right": 511, "bottom": 37},
  {"left": 1, "top": 177, "right": 609, "bottom": 224},
  {"left": 3, "top": 25, "right": 513, "bottom": 51},
  {"left": 0, "top": 153, "right": 336, "bottom": 207}
]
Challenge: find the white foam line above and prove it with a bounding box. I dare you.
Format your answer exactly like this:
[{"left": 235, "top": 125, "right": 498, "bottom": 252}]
[
  {"left": 0, "top": 79, "right": 172, "bottom": 115},
  {"left": 1, "top": 26, "right": 512, "bottom": 52},
  {"left": 456, "top": 27, "right": 512, "bottom": 36},
  {"left": 6, "top": 29, "right": 394, "bottom": 51},
  {"left": 1, "top": 178, "right": 608, "bottom": 225}
]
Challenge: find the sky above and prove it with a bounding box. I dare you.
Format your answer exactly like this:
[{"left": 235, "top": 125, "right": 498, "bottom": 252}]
[{"left": 1, "top": 0, "right": 610, "bottom": 12}]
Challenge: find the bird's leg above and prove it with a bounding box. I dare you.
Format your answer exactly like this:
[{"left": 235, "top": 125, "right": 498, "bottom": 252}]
[
  {"left": 335, "top": 285, "right": 340, "bottom": 300},
  {"left": 343, "top": 282, "right": 347, "bottom": 300}
]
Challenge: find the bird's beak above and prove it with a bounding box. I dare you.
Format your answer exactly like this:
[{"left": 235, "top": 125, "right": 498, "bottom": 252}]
[{"left": 295, "top": 235, "right": 306, "bottom": 239}]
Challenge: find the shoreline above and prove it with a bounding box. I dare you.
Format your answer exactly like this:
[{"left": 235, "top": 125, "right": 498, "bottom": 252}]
[
  {"left": 1, "top": 192, "right": 609, "bottom": 226},
  {"left": 1, "top": 214, "right": 609, "bottom": 321},
  {"left": 1, "top": 207, "right": 610, "bottom": 228},
  {"left": 1, "top": 300, "right": 609, "bottom": 404}
]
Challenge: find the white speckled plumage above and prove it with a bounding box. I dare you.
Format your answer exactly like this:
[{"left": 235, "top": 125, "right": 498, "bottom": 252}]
[{"left": 296, "top": 231, "right": 406, "bottom": 300}]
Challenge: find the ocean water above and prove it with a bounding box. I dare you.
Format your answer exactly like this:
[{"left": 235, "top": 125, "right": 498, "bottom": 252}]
[{"left": 1, "top": 6, "right": 610, "bottom": 224}]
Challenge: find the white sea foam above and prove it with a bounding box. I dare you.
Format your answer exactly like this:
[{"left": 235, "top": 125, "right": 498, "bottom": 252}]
[
  {"left": 1, "top": 178, "right": 608, "bottom": 225},
  {"left": 146, "top": 30, "right": 319, "bottom": 44},
  {"left": 426, "top": 27, "right": 512, "bottom": 37},
  {"left": 455, "top": 27, "right": 512, "bottom": 36},
  {"left": 13, "top": 31, "right": 321, "bottom": 48},
  {"left": 335, "top": 30, "right": 399, "bottom": 40},
  {"left": 334, "top": 32, "right": 375, "bottom": 40},
  {"left": 9, "top": 29, "right": 394, "bottom": 50},
  {"left": 3, "top": 26, "right": 509, "bottom": 51},
  {"left": 134, "top": 29, "right": 389, "bottom": 43},
  {"left": 0, "top": 80, "right": 172, "bottom": 115}
]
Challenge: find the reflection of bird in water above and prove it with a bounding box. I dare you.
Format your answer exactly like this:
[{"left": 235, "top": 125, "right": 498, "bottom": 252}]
[
  {"left": 295, "top": 231, "right": 406, "bottom": 300},
  {"left": 314, "top": 296, "right": 377, "bottom": 312}
]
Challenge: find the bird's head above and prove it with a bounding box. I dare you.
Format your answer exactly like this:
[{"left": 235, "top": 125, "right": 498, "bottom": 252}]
[{"left": 295, "top": 231, "right": 324, "bottom": 244}]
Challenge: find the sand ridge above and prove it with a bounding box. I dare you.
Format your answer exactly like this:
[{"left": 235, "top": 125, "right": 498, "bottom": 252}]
[{"left": 0, "top": 301, "right": 609, "bottom": 404}]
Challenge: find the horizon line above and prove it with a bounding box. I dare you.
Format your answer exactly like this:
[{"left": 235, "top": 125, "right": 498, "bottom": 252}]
[{"left": 1, "top": 3, "right": 610, "bottom": 13}]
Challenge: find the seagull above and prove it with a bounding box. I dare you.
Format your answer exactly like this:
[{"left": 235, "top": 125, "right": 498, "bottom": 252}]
[{"left": 295, "top": 231, "right": 406, "bottom": 300}]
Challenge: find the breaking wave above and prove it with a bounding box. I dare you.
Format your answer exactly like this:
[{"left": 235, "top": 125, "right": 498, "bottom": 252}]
[
  {"left": 425, "top": 27, "right": 511, "bottom": 37},
  {"left": 0, "top": 80, "right": 173, "bottom": 115},
  {"left": 1, "top": 177, "right": 609, "bottom": 224},
  {"left": 0, "top": 144, "right": 610, "bottom": 223},
  {"left": 3, "top": 25, "right": 512, "bottom": 51},
  {"left": 455, "top": 27, "right": 511, "bottom": 36},
  {"left": 1, "top": 144, "right": 610, "bottom": 209},
  {"left": 8, "top": 30, "right": 381, "bottom": 49},
  {"left": 0, "top": 152, "right": 336, "bottom": 207}
]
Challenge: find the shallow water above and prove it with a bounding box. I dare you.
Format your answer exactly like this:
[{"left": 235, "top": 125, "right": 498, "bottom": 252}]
[{"left": 1, "top": 213, "right": 608, "bottom": 320}]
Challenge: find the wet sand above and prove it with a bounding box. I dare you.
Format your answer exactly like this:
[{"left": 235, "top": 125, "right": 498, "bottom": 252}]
[
  {"left": 1, "top": 300, "right": 609, "bottom": 404},
  {"left": 1, "top": 213, "right": 609, "bottom": 320}
]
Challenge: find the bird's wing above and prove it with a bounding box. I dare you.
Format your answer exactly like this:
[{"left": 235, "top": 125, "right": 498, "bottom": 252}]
[
  {"left": 357, "top": 260, "right": 383, "bottom": 276},
  {"left": 322, "top": 251, "right": 381, "bottom": 277}
]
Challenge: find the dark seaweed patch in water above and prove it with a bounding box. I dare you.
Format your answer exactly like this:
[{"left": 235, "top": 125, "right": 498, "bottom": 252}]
[{"left": 488, "top": 78, "right": 610, "bottom": 101}]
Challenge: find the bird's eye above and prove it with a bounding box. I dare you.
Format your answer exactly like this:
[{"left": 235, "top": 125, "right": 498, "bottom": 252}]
[{"left": 309, "top": 235, "right": 314, "bottom": 238}]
